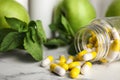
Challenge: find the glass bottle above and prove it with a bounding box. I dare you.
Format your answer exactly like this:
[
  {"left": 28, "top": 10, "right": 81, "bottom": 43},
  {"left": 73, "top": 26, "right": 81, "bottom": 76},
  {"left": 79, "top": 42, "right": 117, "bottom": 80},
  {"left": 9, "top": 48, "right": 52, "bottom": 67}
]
[{"left": 74, "top": 17, "right": 120, "bottom": 62}]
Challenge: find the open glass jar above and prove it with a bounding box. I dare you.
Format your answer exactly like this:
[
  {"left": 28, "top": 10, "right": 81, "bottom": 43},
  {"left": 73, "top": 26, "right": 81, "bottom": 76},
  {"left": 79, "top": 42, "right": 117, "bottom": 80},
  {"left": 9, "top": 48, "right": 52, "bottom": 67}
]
[{"left": 74, "top": 17, "right": 120, "bottom": 63}]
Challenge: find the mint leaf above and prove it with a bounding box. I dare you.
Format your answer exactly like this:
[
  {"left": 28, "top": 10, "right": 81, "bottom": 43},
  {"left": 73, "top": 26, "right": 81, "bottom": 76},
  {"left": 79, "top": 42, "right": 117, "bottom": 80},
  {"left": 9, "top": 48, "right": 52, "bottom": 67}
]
[
  {"left": 35, "top": 20, "right": 46, "bottom": 43},
  {"left": 0, "top": 32, "right": 25, "bottom": 52},
  {"left": 44, "top": 38, "right": 66, "bottom": 49},
  {"left": 61, "top": 15, "right": 74, "bottom": 37},
  {"left": 0, "top": 29, "right": 15, "bottom": 43},
  {"left": 49, "top": 23, "right": 58, "bottom": 32},
  {"left": 28, "top": 20, "right": 46, "bottom": 43},
  {"left": 5, "top": 17, "right": 28, "bottom": 32},
  {"left": 24, "top": 27, "right": 43, "bottom": 61}
]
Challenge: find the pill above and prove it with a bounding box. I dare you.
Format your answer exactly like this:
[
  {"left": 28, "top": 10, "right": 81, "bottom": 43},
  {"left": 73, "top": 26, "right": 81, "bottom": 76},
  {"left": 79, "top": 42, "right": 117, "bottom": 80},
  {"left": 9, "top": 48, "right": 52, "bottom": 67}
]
[
  {"left": 50, "top": 63, "right": 66, "bottom": 76},
  {"left": 115, "top": 53, "right": 120, "bottom": 61},
  {"left": 94, "top": 40, "right": 98, "bottom": 48},
  {"left": 59, "top": 55, "right": 66, "bottom": 63},
  {"left": 70, "top": 66, "right": 81, "bottom": 79},
  {"left": 86, "top": 48, "right": 92, "bottom": 52},
  {"left": 58, "top": 63, "right": 69, "bottom": 71},
  {"left": 87, "top": 43, "right": 93, "bottom": 48},
  {"left": 111, "top": 28, "right": 120, "bottom": 40},
  {"left": 76, "top": 50, "right": 88, "bottom": 61},
  {"left": 89, "top": 36, "right": 97, "bottom": 44},
  {"left": 90, "top": 31, "right": 96, "bottom": 37},
  {"left": 91, "top": 47, "right": 96, "bottom": 51},
  {"left": 81, "top": 62, "right": 92, "bottom": 75},
  {"left": 83, "top": 51, "right": 97, "bottom": 61},
  {"left": 40, "top": 56, "right": 54, "bottom": 67},
  {"left": 66, "top": 56, "right": 74, "bottom": 64},
  {"left": 68, "top": 61, "right": 80, "bottom": 69},
  {"left": 89, "top": 37, "right": 94, "bottom": 44},
  {"left": 95, "top": 47, "right": 99, "bottom": 52},
  {"left": 99, "top": 58, "right": 108, "bottom": 63},
  {"left": 106, "top": 39, "right": 120, "bottom": 62}
]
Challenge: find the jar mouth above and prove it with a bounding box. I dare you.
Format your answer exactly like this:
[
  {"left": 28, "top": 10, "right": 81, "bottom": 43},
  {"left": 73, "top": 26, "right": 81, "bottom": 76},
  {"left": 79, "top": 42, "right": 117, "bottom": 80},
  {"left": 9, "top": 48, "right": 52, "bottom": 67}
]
[
  {"left": 88, "top": 24, "right": 110, "bottom": 61},
  {"left": 74, "top": 21, "right": 111, "bottom": 61}
]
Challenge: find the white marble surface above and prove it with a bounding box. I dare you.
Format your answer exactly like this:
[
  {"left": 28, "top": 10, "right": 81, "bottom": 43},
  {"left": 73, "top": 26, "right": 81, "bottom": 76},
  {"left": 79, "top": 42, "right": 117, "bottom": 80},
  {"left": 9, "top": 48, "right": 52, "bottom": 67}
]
[{"left": 0, "top": 47, "right": 120, "bottom": 80}]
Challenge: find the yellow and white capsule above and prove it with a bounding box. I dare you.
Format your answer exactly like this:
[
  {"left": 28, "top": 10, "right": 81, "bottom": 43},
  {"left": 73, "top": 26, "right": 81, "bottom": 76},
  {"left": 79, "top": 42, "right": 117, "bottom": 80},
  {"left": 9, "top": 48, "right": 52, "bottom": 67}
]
[
  {"left": 106, "top": 39, "right": 120, "bottom": 62},
  {"left": 89, "top": 37, "right": 94, "bottom": 44},
  {"left": 66, "top": 56, "right": 74, "bottom": 64},
  {"left": 68, "top": 61, "right": 81, "bottom": 70},
  {"left": 70, "top": 66, "right": 81, "bottom": 79},
  {"left": 111, "top": 28, "right": 120, "bottom": 40},
  {"left": 81, "top": 62, "right": 92, "bottom": 75},
  {"left": 40, "top": 56, "right": 54, "bottom": 67},
  {"left": 89, "top": 32, "right": 97, "bottom": 43},
  {"left": 58, "top": 63, "right": 69, "bottom": 71},
  {"left": 99, "top": 58, "right": 108, "bottom": 64},
  {"left": 83, "top": 51, "right": 97, "bottom": 61},
  {"left": 94, "top": 40, "right": 98, "bottom": 48},
  {"left": 76, "top": 50, "right": 88, "bottom": 61},
  {"left": 86, "top": 48, "right": 93, "bottom": 52},
  {"left": 86, "top": 43, "right": 93, "bottom": 49},
  {"left": 59, "top": 55, "right": 66, "bottom": 63},
  {"left": 50, "top": 63, "right": 66, "bottom": 76}
]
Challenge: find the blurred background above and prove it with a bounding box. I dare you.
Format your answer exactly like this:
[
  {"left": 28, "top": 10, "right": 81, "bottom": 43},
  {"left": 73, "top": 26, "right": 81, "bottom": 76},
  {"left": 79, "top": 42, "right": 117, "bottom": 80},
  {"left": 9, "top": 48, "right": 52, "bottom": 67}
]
[{"left": 15, "top": 0, "right": 113, "bottom": 37}]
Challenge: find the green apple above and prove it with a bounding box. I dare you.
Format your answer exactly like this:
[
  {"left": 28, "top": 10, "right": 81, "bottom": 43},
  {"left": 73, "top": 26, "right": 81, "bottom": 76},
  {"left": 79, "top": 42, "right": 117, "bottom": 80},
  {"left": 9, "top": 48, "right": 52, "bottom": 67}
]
[
  {"left": 0, "top": 0, "right": 30, "bottom": 29},
  {"left": 105, "top": 0, "right": 120, "bottom": 17},
  {"left": 106, "top": 0, "right": 120, "bottom": 16},
  {"left": 61, "top": 0, "right": 96, "bottom": 32}
]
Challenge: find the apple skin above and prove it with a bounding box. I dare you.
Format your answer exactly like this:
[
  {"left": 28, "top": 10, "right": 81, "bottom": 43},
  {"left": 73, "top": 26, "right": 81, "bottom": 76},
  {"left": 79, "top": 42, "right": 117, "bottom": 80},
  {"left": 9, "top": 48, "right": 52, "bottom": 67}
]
[
  {"left": 0, "top": 0, "right": 30, "bottom": 29},
  {"left": 61, "top": 0, "right": 96, "bottom": 32},
  {"left": 106, "top": 0, "right": 120, "bottom": 17}
]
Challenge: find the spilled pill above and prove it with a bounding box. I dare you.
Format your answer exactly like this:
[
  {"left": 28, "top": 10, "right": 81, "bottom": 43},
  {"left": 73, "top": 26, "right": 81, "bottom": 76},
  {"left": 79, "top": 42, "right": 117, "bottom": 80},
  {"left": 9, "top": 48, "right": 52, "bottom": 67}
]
[
  {"left": 106, "top": 39, "right": 120, "bottom": 62},
  {"left": 76, "top": 50, "right": 88, "bottom": 61},
  {"left": 59, "top": 55, "right": 66, "bottom": 63},
  {"left": 58, "top": 63, "right": 69, "bottom": 71},
  {"left": 70, "top": 66, "right": 81, "bottom": 79},
  {"left": 68, "top": 61, "right": 80, "bottom": 69},
  {"left": 50, "top": 63, "right": 66, "bottom": 76},
  {"left": 40, "top": 56, "right": 54, "bottom": 67},
  {"left": 81, "top": 62, "right": 92, "bottom": 75},
  {"left": 83, "top": 51, "right": 97, "bottom": 61},
  {"left": 66, "top": 56, "right": 74, "bottom": 64}
]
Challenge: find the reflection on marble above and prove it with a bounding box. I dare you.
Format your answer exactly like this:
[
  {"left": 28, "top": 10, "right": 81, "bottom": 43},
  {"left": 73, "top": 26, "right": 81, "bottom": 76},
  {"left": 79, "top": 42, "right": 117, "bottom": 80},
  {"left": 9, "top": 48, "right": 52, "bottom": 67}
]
[{"left": 0, "top": 47, "right": 120, "bottom": 80}]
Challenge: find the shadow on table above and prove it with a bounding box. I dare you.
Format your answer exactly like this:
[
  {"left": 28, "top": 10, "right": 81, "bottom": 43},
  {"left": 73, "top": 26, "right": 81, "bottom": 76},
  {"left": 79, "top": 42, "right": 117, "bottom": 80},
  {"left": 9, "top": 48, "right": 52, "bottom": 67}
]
[{"left": 0, "top": 49, "right": 36, "bottom": 63}]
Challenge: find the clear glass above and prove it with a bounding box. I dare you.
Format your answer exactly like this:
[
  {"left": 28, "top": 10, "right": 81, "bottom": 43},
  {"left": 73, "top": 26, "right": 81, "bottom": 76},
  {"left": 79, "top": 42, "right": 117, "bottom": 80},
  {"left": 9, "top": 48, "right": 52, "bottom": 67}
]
[{"left": 74, "top": 17, "right": 120, "bottom": 62}]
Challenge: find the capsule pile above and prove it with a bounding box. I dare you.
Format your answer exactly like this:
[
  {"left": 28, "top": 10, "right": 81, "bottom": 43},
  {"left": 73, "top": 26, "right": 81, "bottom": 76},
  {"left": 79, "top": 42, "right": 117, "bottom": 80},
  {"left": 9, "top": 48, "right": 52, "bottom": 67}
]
[
  {"left": 40, "top": 55, "right": 93, "bottom": 79},
  {"left": 40, "top": 27, "right": 120, "bottom": 79}
]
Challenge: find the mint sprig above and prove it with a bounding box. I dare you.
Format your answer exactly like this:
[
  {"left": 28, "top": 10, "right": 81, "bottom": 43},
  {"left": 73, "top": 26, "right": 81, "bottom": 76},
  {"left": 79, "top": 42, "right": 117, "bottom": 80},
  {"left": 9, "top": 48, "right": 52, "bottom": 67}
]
[
  {"left": 0, "top": 17, "right": 46, "bottom": 61},
  {"left": 24, "top": 27, "right": 43, "bottom": 61}
]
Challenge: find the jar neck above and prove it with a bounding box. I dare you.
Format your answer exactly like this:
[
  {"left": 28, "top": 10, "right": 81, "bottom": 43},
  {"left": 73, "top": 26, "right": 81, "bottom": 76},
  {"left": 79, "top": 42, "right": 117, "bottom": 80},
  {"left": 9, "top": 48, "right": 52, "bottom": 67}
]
[{"left": 74, "top": 19, "right": 111, "bottom": 61}]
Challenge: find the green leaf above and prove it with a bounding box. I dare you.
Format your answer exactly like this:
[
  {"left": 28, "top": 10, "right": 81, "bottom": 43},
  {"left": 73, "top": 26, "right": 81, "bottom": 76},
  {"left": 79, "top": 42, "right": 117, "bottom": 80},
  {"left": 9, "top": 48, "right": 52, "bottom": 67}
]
[
  {"left": 48, "top": 15, "right": 74, "bottom": 45},
  {"left": 28, "top": 20, "right": 46, "bottom": 43},
  {"left": 49, "top": 23, "right": 57, "bottom": 32},
  {"left": 0, "top": 29, "right": 15, "bottom": 43},
  {"left": 61, "top": 15, "right": 75, "bottom": 37},
  {"left": 24, "top": 27, "right": 43, "bottom": 61},
  {"left": 0, "top": 32, "right": 25, "bottom": 52},
  {"left": 44, "top": 38, "right": 67, "bottom": 49},
  {"left": 5, "top": 17, "right": 28, "bottom": 32},
  {"left": 35, "top": 20, "right": 46, "bottom": 43}
]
